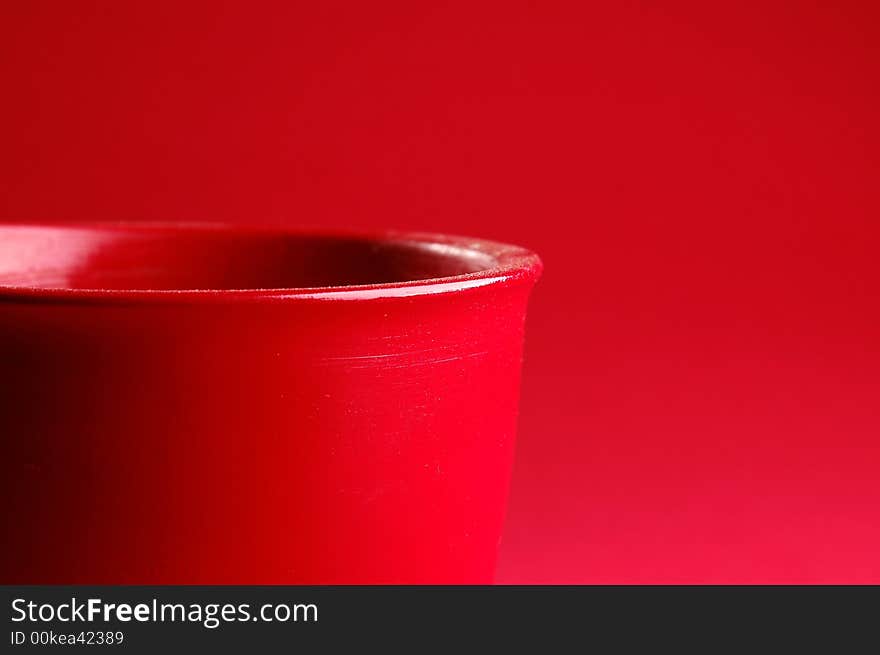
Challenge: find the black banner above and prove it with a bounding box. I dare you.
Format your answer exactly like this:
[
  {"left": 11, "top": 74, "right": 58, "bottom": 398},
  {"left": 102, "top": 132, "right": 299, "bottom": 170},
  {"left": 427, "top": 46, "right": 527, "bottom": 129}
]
[{"left": 2, "top": 586, "right": 876, "bottom": 651}]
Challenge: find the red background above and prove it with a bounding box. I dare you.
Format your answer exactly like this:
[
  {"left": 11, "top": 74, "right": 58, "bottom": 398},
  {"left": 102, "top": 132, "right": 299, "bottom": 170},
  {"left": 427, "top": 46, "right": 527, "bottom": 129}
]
[{"left": 2, "top": 2, "right": 878, "bottom": 582}]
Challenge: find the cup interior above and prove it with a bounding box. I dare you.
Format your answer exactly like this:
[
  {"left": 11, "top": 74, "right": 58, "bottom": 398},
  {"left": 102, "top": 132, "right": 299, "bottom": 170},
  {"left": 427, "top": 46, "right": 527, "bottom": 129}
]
[{"left": 0, "top": 225, "right": 499, "bottom": 292}]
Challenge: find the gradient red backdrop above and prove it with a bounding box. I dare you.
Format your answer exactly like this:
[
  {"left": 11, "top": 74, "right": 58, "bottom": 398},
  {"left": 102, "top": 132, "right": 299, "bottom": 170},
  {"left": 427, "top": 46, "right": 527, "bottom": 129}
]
[{"left": 2, "top": 1, "right": 879, "bottom": 582}]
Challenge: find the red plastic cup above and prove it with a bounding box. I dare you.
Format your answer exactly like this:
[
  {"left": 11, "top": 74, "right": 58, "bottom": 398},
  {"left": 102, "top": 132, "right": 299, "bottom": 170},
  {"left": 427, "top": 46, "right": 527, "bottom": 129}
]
[{"left": 0, "top": 223, "right": 541, "bottom": 583}]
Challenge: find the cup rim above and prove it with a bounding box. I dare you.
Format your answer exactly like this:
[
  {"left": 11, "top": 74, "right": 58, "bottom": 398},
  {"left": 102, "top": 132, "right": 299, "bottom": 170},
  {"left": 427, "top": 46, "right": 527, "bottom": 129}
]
[{"left": 0, "top": 222, "right": 542, "bottom": 303}]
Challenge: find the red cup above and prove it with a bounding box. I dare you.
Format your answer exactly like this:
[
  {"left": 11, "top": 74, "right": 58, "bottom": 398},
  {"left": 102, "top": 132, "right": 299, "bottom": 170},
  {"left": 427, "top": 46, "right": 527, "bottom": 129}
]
[{"left": 0, "top": 223, "right": 541, "bottom": 583}]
